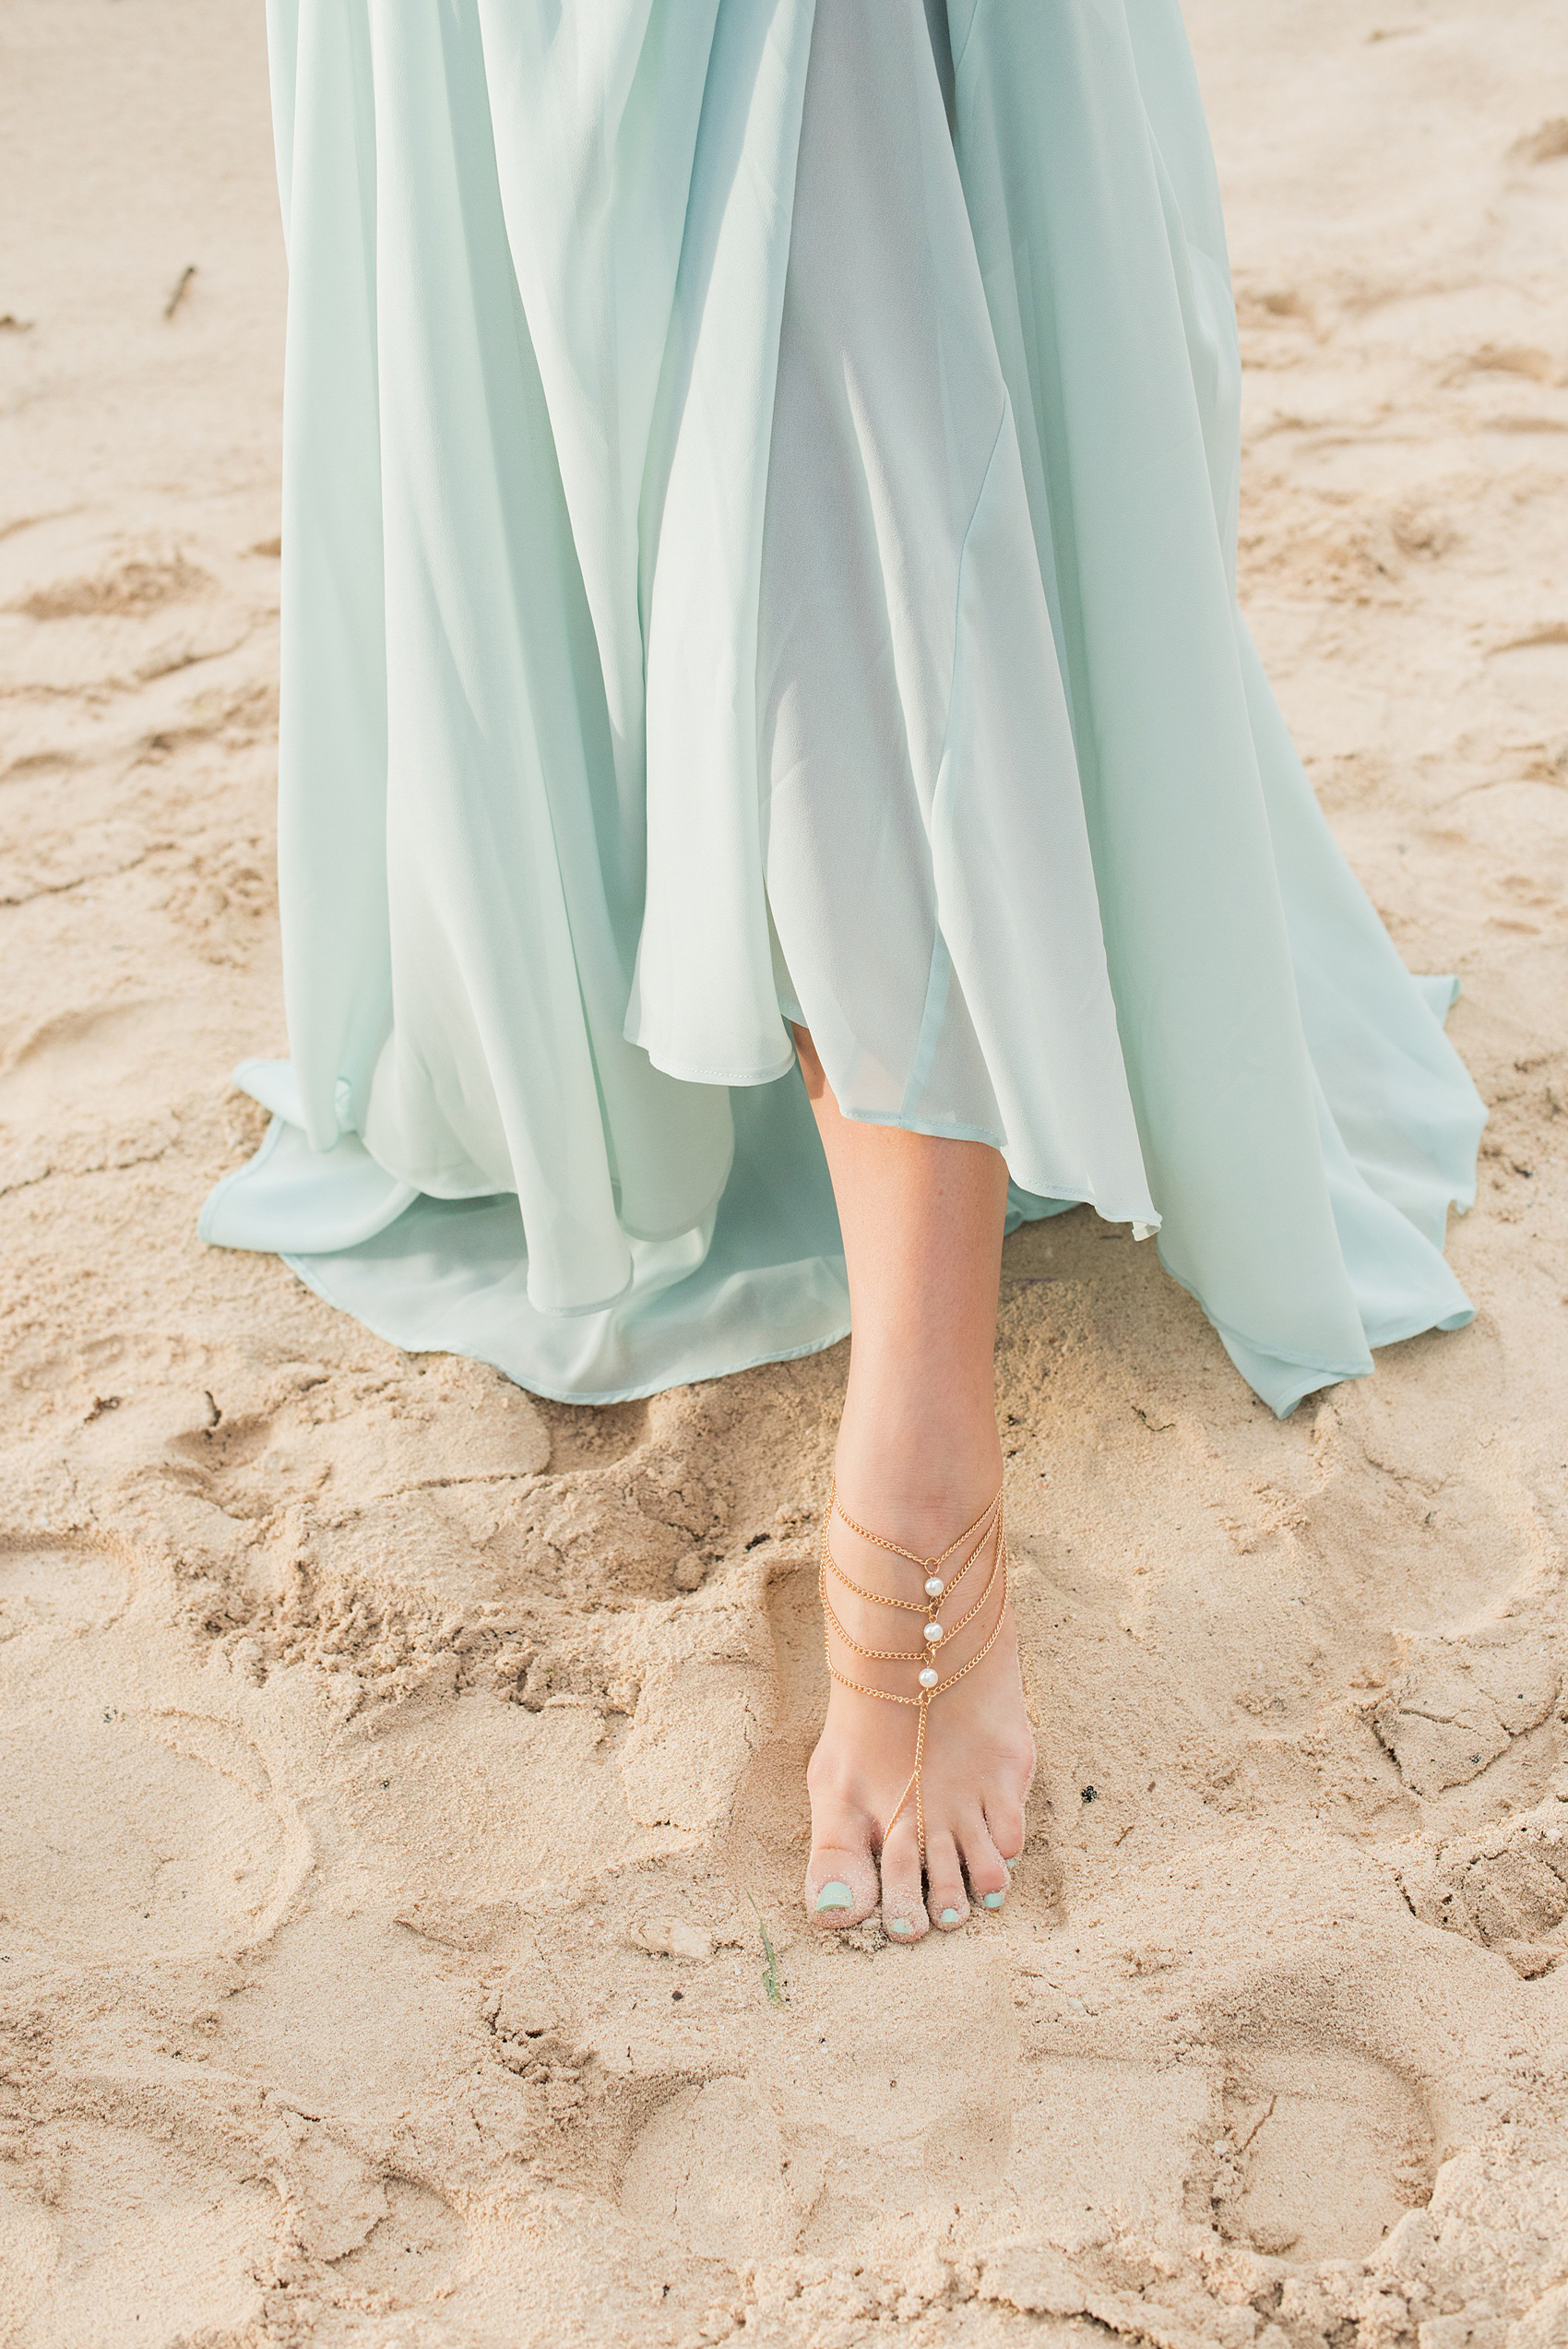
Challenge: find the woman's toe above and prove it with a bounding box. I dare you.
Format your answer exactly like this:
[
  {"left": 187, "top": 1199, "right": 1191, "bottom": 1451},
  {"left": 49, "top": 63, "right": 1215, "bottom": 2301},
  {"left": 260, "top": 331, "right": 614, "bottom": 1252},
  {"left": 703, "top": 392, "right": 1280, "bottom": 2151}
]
[
  {"left": 958, "top": 1809, "right": 1010, "bottom": 1909},
  {"left": 876, "top": 1815, "right": 929, "bottom": 1941},
  {"left": 805, "top": 1796, "right": 880, "bottom": 1926},
  {"left": 923, "top": 1830, "right": 969, "bottom": 1928},
  {"left": 983, "top": 1784, "right": 1028, "bottom": 1871}
]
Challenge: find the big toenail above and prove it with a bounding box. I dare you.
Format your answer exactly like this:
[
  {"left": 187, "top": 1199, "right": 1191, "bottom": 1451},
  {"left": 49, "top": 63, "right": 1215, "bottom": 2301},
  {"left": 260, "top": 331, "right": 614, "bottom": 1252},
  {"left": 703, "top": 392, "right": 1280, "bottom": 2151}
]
[
  {"left": 983, "top": 1890, "right": 1005, "bottom": 1909},
  {"left": 816, "top": 1882, "right": 852, "bottom": 1912},
  {"left": 939, "top": 1907, "right": 961, "bottom": 1926}
]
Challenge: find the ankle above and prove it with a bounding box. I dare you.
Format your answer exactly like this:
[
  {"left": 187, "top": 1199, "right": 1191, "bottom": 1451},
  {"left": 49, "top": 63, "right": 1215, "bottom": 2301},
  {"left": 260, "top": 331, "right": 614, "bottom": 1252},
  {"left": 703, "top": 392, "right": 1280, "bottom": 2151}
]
[{"left": 832, "top": 1418, "right": 1004, "bottom": 1557}]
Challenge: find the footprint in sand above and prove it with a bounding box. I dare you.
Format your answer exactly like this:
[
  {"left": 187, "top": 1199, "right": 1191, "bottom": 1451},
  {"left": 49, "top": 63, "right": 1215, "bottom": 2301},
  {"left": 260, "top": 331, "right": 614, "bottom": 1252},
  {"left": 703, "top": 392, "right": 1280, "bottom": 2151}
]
[
  {"left": 1373, "top": 1628, "right": 1563, "bottom": 1797},
  {"left": 999, "top": 2035, "right": 1432, "bottom": 2266},
  {"left": 614, "top": 2024, "right": 1432, "bottom": 2273},
  {"left": 3, "top": 2117, "right": 274, "bottom": 2341},
  {"left": 618, "top": 1937, "right": 1025, "bottom": 2265},
  {"left": 1004, "top": 2054, "right": 1216, "bottom": 2241},
  {"left": 0, "top": 1703, "right": 301, "bottom": 1963},
  {"left": 619, "top": 2077, "right": 804, "bottom": 2268},
  {"left": 0, "top": 998, "right": 177, "bottom": 1130},
  {"left": 1206, "top": 2044, "right": 1433, "bottom": 2260},
  {"left": 165, "top": 1357, "right": 551, "bottom": 1518}
]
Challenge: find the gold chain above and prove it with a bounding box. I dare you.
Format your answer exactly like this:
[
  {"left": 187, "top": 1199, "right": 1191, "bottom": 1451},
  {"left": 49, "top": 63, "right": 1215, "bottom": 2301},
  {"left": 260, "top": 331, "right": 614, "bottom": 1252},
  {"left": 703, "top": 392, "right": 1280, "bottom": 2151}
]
[
  {"left": 819, "top": 1481, "right": 1008, "bottom": 1866},
  {"left": 824, "top": 1489, "right": 998, "bottom": 1616},
  {"left": 832, "top": 1488, "right": 1000, "bottom": 1568}
]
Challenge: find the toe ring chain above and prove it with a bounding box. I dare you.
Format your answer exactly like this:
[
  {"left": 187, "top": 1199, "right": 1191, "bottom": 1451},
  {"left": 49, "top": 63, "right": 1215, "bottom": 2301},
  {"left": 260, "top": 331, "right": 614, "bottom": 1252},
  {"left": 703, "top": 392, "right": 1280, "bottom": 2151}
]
[{"left": 819, "top": 1482, "right": 1008, "bottom": 1865}]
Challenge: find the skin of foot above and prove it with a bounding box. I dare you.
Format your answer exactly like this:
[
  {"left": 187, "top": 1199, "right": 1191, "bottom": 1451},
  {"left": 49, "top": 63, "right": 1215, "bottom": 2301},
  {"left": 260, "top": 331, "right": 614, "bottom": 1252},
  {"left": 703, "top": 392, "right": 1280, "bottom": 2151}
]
[
  {"left": 791, "top": 1022, "right": 1034, "bottom": 1938},
  {"left": 805, "top": 1480, "right": 1035, "bottom": 1938}
]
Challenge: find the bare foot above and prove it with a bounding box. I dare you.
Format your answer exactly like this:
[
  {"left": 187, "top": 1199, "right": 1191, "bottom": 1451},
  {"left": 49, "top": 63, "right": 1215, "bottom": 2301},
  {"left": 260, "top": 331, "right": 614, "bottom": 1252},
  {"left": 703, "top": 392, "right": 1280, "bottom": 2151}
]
[{"left": 802, "top": 1482, "right": 1035, "bottom": 1938}]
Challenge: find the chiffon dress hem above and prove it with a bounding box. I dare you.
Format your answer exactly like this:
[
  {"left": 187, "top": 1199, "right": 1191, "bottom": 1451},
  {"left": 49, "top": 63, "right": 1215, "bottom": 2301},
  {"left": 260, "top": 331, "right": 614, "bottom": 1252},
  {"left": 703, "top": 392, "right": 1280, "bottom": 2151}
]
[{"left": 202, "top": 0, "right": 1485, "bottom": 1421}]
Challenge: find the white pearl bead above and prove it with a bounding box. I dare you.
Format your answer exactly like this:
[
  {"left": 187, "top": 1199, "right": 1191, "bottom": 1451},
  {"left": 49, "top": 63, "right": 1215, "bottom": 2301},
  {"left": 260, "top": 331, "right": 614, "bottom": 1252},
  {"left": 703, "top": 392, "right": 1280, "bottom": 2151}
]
[
  {"left": 922, "top": 1620, "right": 942, "bottom": 1643},
  {"left": 925, "top": 1577, "right": 944, "bottom": 1599},
  {"left": 919, "top": 1666, "right": 939, "bottom": 1688}
]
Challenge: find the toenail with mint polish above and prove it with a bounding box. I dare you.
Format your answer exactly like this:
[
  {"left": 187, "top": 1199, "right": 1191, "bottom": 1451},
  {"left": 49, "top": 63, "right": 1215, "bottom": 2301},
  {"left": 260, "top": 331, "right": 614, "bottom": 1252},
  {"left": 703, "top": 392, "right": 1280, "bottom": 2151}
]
[
  {"left": 983, "top": 1890, "right": 1005, "bottom": 1909},
  {"left": 887, "top": 1917, "right": 915, "bottom": 1936},
  {"left": 939, "top": 1907, "right": 961, "bottom": 1926},
  {"left": 816, "top": 1881, "right": 852, "bottom": 1912}
]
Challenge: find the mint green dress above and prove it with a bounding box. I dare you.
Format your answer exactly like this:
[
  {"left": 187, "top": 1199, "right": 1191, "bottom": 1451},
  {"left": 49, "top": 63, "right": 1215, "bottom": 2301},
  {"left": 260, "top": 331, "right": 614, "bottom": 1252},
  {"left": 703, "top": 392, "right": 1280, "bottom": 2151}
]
[{"left": 203, "top": 0, "right": 1485, "bottom": 1416}]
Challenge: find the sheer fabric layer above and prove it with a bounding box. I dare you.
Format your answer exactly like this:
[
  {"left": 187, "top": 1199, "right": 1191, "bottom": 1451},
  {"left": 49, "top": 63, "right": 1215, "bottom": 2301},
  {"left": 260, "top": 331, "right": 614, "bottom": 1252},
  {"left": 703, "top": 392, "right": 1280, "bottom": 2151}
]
[
  {"left": 758, "top": 0, "right": 1148, "bottom": 1210},
  {"left": 202, "top": 0, "right": 1484, "bottom": 1417}
]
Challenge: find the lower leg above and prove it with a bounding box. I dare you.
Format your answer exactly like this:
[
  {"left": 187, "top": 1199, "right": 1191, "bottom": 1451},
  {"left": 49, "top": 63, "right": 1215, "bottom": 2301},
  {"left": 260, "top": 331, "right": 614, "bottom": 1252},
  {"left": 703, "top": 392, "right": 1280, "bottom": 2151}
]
[
  {"left": 795, "top": 1029, "right": 1033, "bottom": 1936},
  {"left": 802, "top": 1041, "right": 1007, "bottom": 1544}
]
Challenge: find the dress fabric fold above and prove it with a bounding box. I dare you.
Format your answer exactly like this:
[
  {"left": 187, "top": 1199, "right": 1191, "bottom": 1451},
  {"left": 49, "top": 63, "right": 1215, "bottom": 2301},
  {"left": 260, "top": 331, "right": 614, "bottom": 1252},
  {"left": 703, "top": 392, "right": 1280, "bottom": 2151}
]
[{"left": 204, "top": 0, "right": 1486, "bottom": 1416}]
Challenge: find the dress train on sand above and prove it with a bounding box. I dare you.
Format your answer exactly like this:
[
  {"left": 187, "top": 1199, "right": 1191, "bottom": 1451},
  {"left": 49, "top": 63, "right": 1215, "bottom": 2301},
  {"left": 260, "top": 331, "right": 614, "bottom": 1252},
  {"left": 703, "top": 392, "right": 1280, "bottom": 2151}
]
[{"left": 202, "top": 0, "right": 1484, "bottom": 1414}]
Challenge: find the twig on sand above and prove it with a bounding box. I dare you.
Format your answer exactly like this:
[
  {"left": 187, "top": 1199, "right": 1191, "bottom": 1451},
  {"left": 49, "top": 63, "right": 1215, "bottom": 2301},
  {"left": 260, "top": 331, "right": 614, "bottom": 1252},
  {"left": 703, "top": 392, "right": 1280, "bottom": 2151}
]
[
  {"left": 163, "top": 265, "right": 197, "bottom": 321},
  {"left": 749, "top": 1897, "right": 785, "bottom": 2009},
  {"left": 0, "top": 315, "right": 33, "bottom": 333}
]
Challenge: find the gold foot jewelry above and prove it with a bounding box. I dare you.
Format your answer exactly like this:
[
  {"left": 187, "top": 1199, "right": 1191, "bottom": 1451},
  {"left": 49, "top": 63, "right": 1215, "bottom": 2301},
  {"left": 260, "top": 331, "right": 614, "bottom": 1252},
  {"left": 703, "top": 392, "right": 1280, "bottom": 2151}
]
[{"left": 819, "top": 1484, "right": 1007, "bottom": 1865}]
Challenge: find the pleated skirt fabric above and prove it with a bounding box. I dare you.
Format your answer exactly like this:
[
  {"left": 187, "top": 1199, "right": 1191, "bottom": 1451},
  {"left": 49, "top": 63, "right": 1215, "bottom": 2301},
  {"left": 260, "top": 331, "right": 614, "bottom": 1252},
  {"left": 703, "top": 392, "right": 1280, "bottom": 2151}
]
[{"left": 202, "top": 0, "right": 1486, "bottom": 1416}]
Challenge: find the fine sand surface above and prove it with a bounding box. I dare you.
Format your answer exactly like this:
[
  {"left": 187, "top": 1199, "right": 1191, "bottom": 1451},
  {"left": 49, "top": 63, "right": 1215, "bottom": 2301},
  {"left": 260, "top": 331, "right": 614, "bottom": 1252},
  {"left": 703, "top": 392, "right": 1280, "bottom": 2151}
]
[{"left": 3, "top": 5, "right": 1568, "bottom": 2344}]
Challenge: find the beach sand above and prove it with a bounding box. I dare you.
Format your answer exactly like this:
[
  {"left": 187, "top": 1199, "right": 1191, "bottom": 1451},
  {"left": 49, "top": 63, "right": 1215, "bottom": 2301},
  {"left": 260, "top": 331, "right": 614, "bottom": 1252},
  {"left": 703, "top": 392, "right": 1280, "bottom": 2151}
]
[{"left": 2, "top": 4, "right": 1567, "bottom": 2343}]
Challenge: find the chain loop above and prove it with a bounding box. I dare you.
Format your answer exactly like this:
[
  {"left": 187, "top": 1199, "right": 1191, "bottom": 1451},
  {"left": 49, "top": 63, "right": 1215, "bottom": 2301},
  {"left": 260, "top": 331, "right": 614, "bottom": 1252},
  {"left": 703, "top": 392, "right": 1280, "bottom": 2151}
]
[{"left": 819, "top": 1481, "right": 1008, "bottom": 1865}]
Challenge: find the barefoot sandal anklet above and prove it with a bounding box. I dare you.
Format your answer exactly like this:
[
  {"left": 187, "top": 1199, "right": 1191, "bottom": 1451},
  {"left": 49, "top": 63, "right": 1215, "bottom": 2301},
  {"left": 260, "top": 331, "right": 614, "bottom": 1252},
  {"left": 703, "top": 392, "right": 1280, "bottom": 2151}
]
[{"left": 819, "top": 1485, "right": 1008, "bottom": 1864}]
